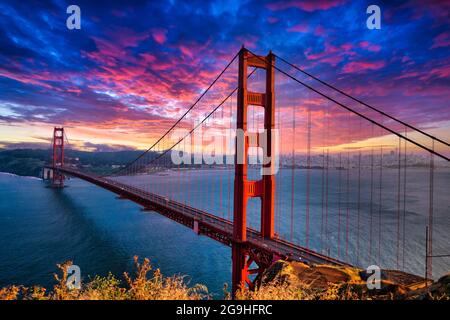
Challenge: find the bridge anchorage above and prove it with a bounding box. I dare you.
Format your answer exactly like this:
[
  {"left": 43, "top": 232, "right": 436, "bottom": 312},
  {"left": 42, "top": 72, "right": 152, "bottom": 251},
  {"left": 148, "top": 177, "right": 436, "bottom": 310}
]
[{"left": 44, "top": 46, "right": 450, "bottom": 297}]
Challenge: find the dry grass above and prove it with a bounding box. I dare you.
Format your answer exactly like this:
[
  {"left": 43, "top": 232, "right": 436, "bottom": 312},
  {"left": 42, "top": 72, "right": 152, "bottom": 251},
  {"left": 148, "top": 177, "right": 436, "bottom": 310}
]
[
  {"left": 0, "top": 258, "right": 447, "bottom": 300},
  {"left": 235, "top": 281, "right": 362, "bottom": 300},
  {"left": 0, "top": 256, "right": 209, "bottom": 300},
  {"left": 236, "top": 281, "right": 449, "bottom": 300}
]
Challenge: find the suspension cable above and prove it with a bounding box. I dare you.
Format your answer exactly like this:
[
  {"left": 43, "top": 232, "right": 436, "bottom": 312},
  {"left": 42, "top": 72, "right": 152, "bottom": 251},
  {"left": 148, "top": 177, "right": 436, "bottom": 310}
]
[
  {"left": 246, "top": 50, "right": 450, "bottom": 162},
  {"left": 120, "top": 68, "right": 257, "bottom": 174},
  {"left": 274, "top": 54, "right": 450, "bottom": 148},
  {"left": 108, "top": 50, "right": 240, "bottom": 176}
]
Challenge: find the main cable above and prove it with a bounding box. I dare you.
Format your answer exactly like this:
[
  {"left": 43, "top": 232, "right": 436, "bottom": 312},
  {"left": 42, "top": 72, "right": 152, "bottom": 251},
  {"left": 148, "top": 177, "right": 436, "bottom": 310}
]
[{"left": 108, "top": 50, "right": 240, "bottom": 176}]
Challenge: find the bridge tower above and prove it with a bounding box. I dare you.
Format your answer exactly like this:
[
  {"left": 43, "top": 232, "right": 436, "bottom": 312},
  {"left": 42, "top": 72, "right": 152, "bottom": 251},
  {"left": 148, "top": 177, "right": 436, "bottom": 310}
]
[
  {"left": 232, "top": 48, "right": 276, "bottom": 295},
  {"left": 51, "top": 127, "right": 65, "bottom": 187}
]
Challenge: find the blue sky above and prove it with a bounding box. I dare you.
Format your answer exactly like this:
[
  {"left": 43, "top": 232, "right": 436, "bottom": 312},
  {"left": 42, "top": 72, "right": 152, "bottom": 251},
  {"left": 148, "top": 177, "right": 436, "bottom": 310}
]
[{"left": 0, "top": 0, "right": 448, "bottom": 150}]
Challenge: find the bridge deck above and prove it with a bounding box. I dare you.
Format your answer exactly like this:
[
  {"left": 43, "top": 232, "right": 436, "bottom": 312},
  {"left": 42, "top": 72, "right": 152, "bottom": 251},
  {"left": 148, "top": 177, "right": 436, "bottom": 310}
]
[{"left": 48, "top": 166, "right": 349, "bottom": 268}]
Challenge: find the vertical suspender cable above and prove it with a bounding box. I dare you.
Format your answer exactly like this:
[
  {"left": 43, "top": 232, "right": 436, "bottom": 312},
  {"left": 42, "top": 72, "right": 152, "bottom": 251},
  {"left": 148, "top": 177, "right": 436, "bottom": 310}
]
[
  {"left": 338, "top": 152, "right": 342, "bottom": 259},
  {"left": 306, "top": 109, "right": 311, "bottom": 248},
  {"left": 378, "top": 145, "right": 383, "bottom": 266},
  {"left": 396, "top": 136, "right": 402, "bottom": 269},
  {"left": 427, "top": 140, "right": 434, "bottom": 279},
  {"left": 290, "top": 101, "right": 295, "bottom": 242},
  {"left": 369, "top": 125, "right": 374, "bottom": 261}
]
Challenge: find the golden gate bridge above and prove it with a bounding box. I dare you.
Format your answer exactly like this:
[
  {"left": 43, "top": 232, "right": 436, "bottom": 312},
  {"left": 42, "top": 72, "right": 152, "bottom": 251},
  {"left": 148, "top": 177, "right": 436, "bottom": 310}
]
[{"left": 44, "top": 47, "right": 450, "bottom": 296}]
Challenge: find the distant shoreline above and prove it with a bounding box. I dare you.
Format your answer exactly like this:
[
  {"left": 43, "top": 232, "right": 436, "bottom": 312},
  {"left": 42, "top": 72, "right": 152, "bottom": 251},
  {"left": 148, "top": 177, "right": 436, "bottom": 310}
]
[{"left": 0, "top": 172, "right": 41, "bottom": 180}]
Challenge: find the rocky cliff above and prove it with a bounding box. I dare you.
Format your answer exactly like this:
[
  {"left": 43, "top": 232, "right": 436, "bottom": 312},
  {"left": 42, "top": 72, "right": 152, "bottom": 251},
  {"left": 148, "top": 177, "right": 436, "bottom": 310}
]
[{"left": 253, "top": 260, "right": 449, "bottom": 300}]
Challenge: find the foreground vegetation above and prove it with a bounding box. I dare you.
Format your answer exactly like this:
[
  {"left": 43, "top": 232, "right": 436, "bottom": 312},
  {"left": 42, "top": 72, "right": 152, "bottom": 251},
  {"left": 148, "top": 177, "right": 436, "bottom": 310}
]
[
  {"left": 0, "top": 257, "right": 209, "bottom": 300},
  {"left": 0, "top": 257, "right": 448, "bottom": 300}
]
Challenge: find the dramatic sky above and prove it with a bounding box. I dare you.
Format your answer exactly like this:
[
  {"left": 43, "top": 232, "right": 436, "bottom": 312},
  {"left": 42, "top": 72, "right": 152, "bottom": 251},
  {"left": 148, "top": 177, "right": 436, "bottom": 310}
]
[{"left": 0, "top": 0, "right": 449, "bottom": 152}]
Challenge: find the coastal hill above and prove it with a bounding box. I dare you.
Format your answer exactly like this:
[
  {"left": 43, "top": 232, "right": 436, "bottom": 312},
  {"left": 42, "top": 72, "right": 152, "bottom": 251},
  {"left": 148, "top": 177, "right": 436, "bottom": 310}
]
[
  {"left": 237, "top": 260, "right": 450, "bottom": 300},
  {"left": 0, "top": 148, "right": 145, "bottom": 177}
]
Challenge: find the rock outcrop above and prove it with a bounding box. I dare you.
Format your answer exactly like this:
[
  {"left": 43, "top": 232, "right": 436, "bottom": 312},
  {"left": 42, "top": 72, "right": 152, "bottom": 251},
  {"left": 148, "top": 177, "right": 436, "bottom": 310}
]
[{"left": 257, "top": 260, "right": 449, "bottom": 299}]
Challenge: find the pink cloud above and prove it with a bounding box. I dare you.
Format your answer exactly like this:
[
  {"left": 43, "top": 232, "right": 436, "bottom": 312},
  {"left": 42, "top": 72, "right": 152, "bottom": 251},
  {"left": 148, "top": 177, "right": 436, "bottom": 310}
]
[
  {"left": 342, "top": 60, "right": 386, "bottom": 73},
  {"left": 305, "top": 41, "right": 338, "bottom": 59},
  {"left": 304, "top": 41, "right": 356, "bottom": 66},
  {"left": 0, "top": 65, "right": 73, "bottom": 91},
  {"left": 359, "top": 41, "right": 369, "bottom": 48},
  {"left": 267, "top": 16, "right": 279, "bottom": 24},
  {"left": 235, "top": 35, "right": 259, "bottom": 49},
  {"left": 179, "top": 45, "right": 194, "bottom": 58},
  {"left": 287, "top": 23, "right": 308, "bottom": 33},
  {"left": 0, "top": 69, "right": 55, "bottom": 90},
  {"left": 401, "top": 56, "right": 411, "bottom": 63},
  {"left": 431, "top": 32, "right": 450, "bottom": 49},
  {"left": 110, "top": 27, "right": 150, "bottom": 48},
  {"left": 423, "top": 64, "right": 450, "bottom": 80},
  {"left": 341, "top": 43, "right": 353, "bottom": 51},
  {"left": 66, "top": 87, "right": 82, "bottom": 95},
  {"left": 359, "top": 41, "right": 381, "bottom": 52},
  {"left": 393, "top": 71, "right": 420, "bottom": 80},
  {"left": 314, "top": 26, "right": 326, "bottom": 36},
  {"left": 152, "top": 29, "right": 168, "bottom": 45},
  {"left": 139, "top": 53, "right": 157, "bottom": 64},
  {"left": 319, "top": 55, "right": 344, "bottom": 66},
  {"left": 267, "top": 0, "right": 345, "bottom": 12}
]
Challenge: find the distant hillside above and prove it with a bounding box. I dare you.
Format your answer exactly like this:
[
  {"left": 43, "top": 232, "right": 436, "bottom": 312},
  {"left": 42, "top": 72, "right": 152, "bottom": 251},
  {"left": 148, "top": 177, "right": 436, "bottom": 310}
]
[{"left": 0, "top": 148, "right": 146, "bottom": 177}]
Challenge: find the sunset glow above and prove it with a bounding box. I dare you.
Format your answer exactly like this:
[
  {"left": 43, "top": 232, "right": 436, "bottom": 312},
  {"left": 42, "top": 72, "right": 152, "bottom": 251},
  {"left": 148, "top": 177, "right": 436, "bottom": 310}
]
[{"left": 0, "top": 0, "right": 449, "bottom": 152}]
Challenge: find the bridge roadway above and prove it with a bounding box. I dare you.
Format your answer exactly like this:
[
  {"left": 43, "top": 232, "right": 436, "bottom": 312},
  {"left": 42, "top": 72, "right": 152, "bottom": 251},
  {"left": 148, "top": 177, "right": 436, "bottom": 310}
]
[{"left": 48, "top": 166, "right": 350, "bottom": 268}]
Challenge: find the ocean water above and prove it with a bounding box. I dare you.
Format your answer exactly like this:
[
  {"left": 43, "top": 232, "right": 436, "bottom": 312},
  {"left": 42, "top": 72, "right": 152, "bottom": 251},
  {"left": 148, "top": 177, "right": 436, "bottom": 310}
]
[
  {"left": 0, "top": 173, "right": 230, "bottom": 297},
  {"left": 0, "top": 168, "right": 449, "bottom": 297}
]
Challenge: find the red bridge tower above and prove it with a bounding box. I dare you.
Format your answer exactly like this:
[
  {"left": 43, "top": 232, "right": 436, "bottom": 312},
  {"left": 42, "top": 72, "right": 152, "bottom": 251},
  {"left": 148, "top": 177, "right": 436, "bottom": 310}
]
[
  {"left": 52, "top": 127, "right": 65, "bottom": 187},
  {"left": 232, "top": 48, "right": 276, "bottom": 294}
]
